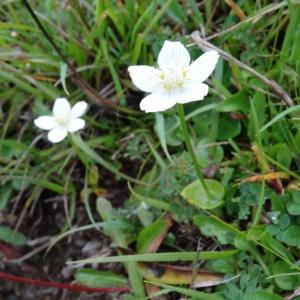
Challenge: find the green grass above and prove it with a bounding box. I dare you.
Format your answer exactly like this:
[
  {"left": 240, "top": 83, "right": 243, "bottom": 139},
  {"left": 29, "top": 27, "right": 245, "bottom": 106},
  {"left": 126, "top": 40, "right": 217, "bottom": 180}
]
[{"left": 1, "top": 0, "right": 300, "bottom": 299}]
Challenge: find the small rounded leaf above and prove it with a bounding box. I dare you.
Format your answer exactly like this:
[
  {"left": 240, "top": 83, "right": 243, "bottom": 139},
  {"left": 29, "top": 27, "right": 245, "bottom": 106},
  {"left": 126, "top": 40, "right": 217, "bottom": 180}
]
[
  {"left": 273, "top": 260, "right": 300, "bottom": 290},
  {"left": 181, "top": 179, "right": 224, "bottom": 209},
  {"left": 282, "top": 225, "right": 300, "bottom": 246}
]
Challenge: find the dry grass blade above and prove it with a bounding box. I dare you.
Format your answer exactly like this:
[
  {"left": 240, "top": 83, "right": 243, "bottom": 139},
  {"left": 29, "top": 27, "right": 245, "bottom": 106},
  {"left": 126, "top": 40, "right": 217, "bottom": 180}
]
[
  {"left": 224, "top": 0, "right": 246, "bottom": 20},
  {"left": 191, "top": 31, "right": 294, "bottom": 107}
]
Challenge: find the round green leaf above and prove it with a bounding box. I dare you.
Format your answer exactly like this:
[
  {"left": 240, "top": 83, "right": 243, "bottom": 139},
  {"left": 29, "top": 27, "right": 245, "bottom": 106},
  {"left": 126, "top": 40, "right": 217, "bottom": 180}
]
[
  {"left": 278, "top": 214, "right": 291, "bottom": 230},
  {"left": 196, "top": 140, "right": 224, "bottom": 168},
  {"left": 272, "top": 261, "right": 300, "bottom": 290},
  {"left": 287, "top": 203, "right": 300, "bottom": 215},
  {"left": 181, "top": 179, "right": 224, "bottom": 209},
  {"left": 282, "top": 225, "right": 300, "bottom": 246}
]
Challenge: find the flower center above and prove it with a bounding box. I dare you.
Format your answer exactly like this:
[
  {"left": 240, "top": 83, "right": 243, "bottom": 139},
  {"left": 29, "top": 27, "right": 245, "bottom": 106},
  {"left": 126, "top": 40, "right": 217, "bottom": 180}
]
[
  {"left": 160, "top": 66, "right": 188, "bottom": 91},
  {"left": 56, "top": 114, "right": 70, "bottom": 127}
]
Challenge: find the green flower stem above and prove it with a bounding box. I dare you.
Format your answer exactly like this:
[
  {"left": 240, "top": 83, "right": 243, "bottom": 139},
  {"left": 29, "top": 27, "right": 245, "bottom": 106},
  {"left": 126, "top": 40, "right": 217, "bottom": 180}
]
[{"left": 176, "top": 104, "right": 212, "bottom": 199}]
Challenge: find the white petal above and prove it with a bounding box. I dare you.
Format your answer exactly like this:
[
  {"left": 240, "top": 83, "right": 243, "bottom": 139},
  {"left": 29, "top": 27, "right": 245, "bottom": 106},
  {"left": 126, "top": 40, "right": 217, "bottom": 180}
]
[
  {"left": 67, "top": 118, "right": 85, "bottom": 133},
  {"left": 140, "top": 91, "right": 176, "bottom": 113},
  {"left": 34, "top": 116, "right": 58, "bottom": 130},
  {"left": 188, "top": 51, "right": 219, "bottom": 83},
  {"left": 71, "top": 101, "right": 88, "bottom": 118},
  {"left": 158, "top": 41, "right": 190, "bottom": 71},
  {"left": 47, "top": 127, "right": 68, "bottom": 143},
  {"left": 176, "top": 83, "right": 209, "bottom": 104},
  {"left": 52, "top": 98, "right": 71, "bottom": 119},
  {"left": 128, "top": 66, "right": 161, "bottom": 93}
]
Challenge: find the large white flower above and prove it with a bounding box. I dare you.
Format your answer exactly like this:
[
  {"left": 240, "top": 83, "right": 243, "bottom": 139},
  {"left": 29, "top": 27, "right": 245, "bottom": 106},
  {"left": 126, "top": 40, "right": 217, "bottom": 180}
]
[
  {"left": 128, "top": 40, "right": 219, "bottom": 113},
  {"left": 34, "top": 98, "right": 87, "bottom": 143}
]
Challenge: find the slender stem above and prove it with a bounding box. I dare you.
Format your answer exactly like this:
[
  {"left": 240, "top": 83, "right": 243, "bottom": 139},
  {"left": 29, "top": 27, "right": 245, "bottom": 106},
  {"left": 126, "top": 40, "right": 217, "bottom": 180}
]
[
  {"left": 176, "top": 104, "right": 211, "bottom": 199},
  {"left": 253, "top": 179, "right": 266, "bottom": 227},
  {"left": 0, "top": 271, "right": 129, "bottom": 293}
]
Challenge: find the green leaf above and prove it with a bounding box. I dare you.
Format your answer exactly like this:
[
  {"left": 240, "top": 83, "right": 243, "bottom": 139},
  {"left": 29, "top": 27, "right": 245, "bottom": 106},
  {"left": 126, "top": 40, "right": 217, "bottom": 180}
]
[
  {"left": 165, "top": 116, "right": 183, "bottom": 146},
  {"left": 193, "top": 215, "right": 235, "bottom": 244},
  {"left": 249, "top": 225, "right": 294, "bottom": 263},
  {"left": 74, "top": 268, "right": 128, "bottom": 288},
  {"left": 144, "top": 281, "right": 225, "bottom": 300},
  {"left": 287, "top": 203, "right": 300, "bottom": 215},
  {"left": 278, "top": 214, "right": 291, "bottom": 230},
  {"left": 0, "top": 184, "right": 12, "bottom": 210},
  {"left": 262, "top": 233, "right": 295, "bottom": 263},
  {"left": 137, "top": 219, "right": 170, "bottom": 254},
  {"left": 292, "top": 191, "right": 300, "bottom": 204},
  {"left": 282, "top": 225, "right": 300, "bottom": 246},
  {"left": 245, "top": 291, "right": 283, "bottom": 300},
  {"left": 270, "top": 143, "right": 292, "bottom": 169},
  {"left": 70, "top": 250, "right": 238, "bottom": 264},
  {"left": 161, "top": 0, "right": 187, "bottom": 24},
  {"left": 0, "top": 226, "right": 27, "bottom": 246},
  {"left": 97, "top": 197, "right": 126, "bottom": 247},
  {"left": 271, "top": 194, "right": 286, "bottom": 213},
  {"left": 59, "top": 62, "right": 70, "bottom": 96},
  {"left": 272, "top": 260, "right": 300, "bottom": 290},
  {"left": 155, "top": 113, "right": 174, "bottom": 163},
  {"left": 196, "top": 140, "right": 224, "bottom": 168},
  {"left": 205, "top": 256, "right": 237, "bottom": 274},
  {"left": 217, "top": 89, "right": 249, "bottom": 113},
  {"left": 96, "top": 197, "right": 145, "bottom": 297},
  {"left": 217, "top": 114, "right": 241, "bottom": 140},
  {"left": 72, "top": 134, "right": 137, "bottom": 184},
  {"left": 248, "top": 92, "right": 266, "bottom": 141},
  {"left": 181, "top": 179, "right": 224, "bottom": 209},
  {"left": 276, "top": 145, "right": 292, "bottom": 169},
  {"left": 234, "top": 235, "right": 253, "bottom": 252},
  {"left": 259, "top": 104, "right": 300, "bottom": 133}
]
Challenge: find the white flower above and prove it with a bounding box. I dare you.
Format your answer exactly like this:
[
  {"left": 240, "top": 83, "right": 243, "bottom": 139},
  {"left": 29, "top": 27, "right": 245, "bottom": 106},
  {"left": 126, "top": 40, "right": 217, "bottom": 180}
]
[
  {"left": 34, "top": 98, "right": 87, "bottom": 143},
  {"left": 128, "top": 40, "right": 219, "bottom": 113}
]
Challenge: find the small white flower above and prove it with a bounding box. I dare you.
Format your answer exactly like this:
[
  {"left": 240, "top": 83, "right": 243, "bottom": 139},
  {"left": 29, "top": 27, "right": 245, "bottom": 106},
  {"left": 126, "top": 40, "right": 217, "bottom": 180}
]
[
  {"left": 128, "top": 40, "right": 219, "bottom": 113},
  {"left": 34, "top": 98, "right": 87, "bottom": 143}
]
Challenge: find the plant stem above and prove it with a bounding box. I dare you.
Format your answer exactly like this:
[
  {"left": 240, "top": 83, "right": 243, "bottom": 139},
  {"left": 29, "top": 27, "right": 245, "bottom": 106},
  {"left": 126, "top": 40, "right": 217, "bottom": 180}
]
[
  {"left": 176, "top": 104, "right": 211, "bottom": 199},
  {"left": 253, "top": 178, "right": 266, "bottom": 227},
  {"left": 0, "top": 271, "right": 129, "bottom": 294}
]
